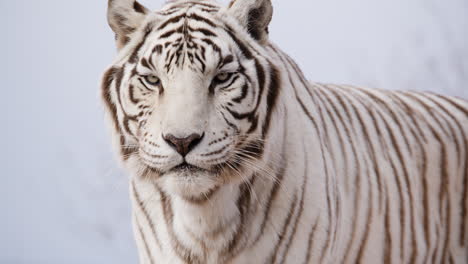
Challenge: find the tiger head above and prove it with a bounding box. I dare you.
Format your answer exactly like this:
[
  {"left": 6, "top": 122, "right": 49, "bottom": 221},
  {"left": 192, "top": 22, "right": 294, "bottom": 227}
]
[{"left": 102, "top": 0, "right": 281, "bottom": 201}]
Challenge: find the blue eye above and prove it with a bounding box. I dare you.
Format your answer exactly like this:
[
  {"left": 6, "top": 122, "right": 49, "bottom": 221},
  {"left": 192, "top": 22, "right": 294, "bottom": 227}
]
[{"left": 144, "top": 75, "right": 160, "bottom": 85}]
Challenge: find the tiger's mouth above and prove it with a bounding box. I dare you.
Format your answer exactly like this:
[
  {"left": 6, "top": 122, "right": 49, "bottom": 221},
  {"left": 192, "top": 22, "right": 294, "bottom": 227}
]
[{"left": 169, "top": 162, "right": 209, "bottom": 174}]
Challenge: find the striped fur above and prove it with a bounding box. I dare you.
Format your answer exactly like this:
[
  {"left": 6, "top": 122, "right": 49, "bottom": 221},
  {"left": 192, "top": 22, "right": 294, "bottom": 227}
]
[{"left": 101, "top": 0, "right": 468, "bottom": 263}]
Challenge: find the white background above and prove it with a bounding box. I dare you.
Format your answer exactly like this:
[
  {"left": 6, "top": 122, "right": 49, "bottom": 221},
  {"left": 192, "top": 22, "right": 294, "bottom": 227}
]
[{"left": 2, "top": 0, "right": 467, "bottom": 263}]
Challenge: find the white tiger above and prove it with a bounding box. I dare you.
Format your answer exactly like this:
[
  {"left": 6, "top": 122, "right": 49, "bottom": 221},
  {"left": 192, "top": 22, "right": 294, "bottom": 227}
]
[{"left": 101, "top": 0, "right": 468, "bottom": 263}]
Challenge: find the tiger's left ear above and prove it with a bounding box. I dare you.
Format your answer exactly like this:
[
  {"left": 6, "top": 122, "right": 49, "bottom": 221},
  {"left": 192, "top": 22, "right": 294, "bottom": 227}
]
[
  {"left": 227, "top": 0, "right": 273, "bottom": 44},
  {"left": 107, "top": 0, "right": 150, "bottom": 49}
]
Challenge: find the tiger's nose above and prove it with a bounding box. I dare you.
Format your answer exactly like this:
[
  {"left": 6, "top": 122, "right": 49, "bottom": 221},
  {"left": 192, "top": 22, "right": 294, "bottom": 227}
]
[{"left": 163, "top": 133, "right": 204, "bottom": 157}]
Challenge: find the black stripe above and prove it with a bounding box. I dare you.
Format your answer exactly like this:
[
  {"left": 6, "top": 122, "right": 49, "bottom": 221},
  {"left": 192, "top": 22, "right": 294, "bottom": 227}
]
[
  {"left": 219, "top": 54, "right": 234, "bottom": 68},
  {"left": 384, "top": 193, "right": 393, "bottom": 264},
  {"left": 135, "top": 217, "right": 154, "bottom": 264},
  {"left": 262, "top": 65, "right": 281, "bottom": 138},
  {"left": 187, "top": 13, "right": 217, "bottom": 27},
  {"left": 157, "top": 14, "right": 185, "bottom": 30},
  {"left": 193, "top": 52, "right": 206, "bottom": 73},
  {"left": 232, "top": 83, "right": 248, "bottom": 103},
  {"left": 159, "top": 26, "right": 183, "bottom": 39},
  {"left": 128, "top": 85, "right": 139, "bottom": 104},
  {"left": 138, "top": 78, "right": 153, "bottom": 92},
  {"left": 152, "top": 44, "right": 163, "bottom": 54},
  {"left": 101, "top": 67, "right": 120, "bottom": 134},
  {"left": 225, "top": 25, "right": 253, "bottom": 59},
  {"left": 303, "top": 218, "right": 320, "bottom": 264},
  {"left": 219, "top": 110, "right": 239, "bottom": 132},
  {"left": 245, "top": 115, "right": 259, "bottom": 134},
  {"left": 199, "top": 38, "right": 222, "bottom": 58},
  {"left": 164, "top": 50, "right": 178, "bottom": 72},
  {"left": 187, "top": 26, "right": 217, "bottom": 37},
  {"left": 199, "top": 7, "right": 219, "bottom": 13},
  {"left": 140, "top": 57, "right": 152, "bottom": 70},
  {"left": 355, "top": 156, "right": 374, "bottom": 263}
]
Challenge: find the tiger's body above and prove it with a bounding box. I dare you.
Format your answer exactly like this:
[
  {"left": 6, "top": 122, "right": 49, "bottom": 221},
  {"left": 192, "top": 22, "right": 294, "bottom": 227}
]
[{"left": 102, "top": 0, "right": 468, "bottom": 263}]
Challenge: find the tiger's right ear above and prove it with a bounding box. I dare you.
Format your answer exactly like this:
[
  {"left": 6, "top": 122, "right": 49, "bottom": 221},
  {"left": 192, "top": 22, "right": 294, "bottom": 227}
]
[{"left": 107, "top": 0, "right": 150, "bottom": 49}]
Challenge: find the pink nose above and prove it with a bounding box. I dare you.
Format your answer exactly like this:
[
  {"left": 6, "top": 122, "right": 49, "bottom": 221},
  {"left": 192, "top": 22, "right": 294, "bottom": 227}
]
[{"left": 162, "top": 133, "right": 204, "bottom": 157}]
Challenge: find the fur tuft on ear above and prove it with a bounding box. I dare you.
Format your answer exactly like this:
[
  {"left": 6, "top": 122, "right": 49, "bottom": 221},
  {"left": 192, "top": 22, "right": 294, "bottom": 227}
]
[
  {"left": 107, "top": 0, "right": 149, "bottom": 49},
  {"left": 228, "top": 0, "right": 273, "bottom": 44}
]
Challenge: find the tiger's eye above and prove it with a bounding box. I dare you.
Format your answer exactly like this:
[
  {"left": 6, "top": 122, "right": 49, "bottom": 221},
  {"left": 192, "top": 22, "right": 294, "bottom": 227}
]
[
  {"left": 215, "top": 72, "right": 231, "bottom": 82},
  {"left": 145, "top": 75, "right": 160, "bottom": 85}
]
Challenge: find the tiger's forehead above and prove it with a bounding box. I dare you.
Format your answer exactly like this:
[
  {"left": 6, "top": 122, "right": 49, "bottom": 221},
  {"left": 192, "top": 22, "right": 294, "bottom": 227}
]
[
  {"left": 136, "top": 2, "right": 234, "bottom": 75},
  {"left": 152, "top": 0, "right": 224, "bottom": 41}
]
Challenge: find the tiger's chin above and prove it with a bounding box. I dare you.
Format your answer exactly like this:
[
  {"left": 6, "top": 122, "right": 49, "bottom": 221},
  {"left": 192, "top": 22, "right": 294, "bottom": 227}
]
[{"left": 156, "top": 164, "right": 223, "bottom": 203}]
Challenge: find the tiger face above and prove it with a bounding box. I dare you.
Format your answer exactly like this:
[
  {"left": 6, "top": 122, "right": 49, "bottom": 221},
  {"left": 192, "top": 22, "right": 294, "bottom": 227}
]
[{"left": 103, "top": 0, "right": 279, "bottom": 200}]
